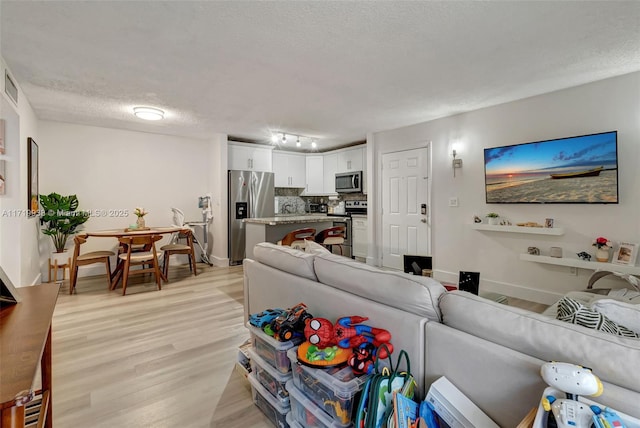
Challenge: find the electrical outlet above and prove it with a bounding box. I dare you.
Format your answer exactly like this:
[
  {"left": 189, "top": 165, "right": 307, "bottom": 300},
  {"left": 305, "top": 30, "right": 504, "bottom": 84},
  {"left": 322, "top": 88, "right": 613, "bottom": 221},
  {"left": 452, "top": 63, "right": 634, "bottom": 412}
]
[
  {"left": 569, "top": 267, "right": 577, "bottom": 276},
  {"left": 448, "top": 197, "right": 459, "bottom": 207}
]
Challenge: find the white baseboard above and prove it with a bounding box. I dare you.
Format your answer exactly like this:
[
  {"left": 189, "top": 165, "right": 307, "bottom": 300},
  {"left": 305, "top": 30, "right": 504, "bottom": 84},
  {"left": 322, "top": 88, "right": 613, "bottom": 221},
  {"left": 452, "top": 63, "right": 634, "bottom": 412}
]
[{"left": 434, "top": 269, "right": 563, "bottom": 306}]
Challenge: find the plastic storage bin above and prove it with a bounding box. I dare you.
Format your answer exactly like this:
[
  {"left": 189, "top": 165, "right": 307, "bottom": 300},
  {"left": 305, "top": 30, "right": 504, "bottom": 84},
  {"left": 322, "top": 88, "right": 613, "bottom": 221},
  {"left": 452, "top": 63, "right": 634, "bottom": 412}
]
[
  {"left": 287, "top": 347, "right": 367, "bottom": 425},
  {"left": 248, "top": 324, "right": 302, "bottom": 374},
  {"left": 286, "top": 411, "right": 303, "bottom": 428},
  {"left": 248, "top": 347, "right": 292, "bottom": 407},
  {"left": 287, "top": 380, "right": 352, "bottom": 428},
  {"left": 247, "top": 373, "right": 290, "bottom": 428}
]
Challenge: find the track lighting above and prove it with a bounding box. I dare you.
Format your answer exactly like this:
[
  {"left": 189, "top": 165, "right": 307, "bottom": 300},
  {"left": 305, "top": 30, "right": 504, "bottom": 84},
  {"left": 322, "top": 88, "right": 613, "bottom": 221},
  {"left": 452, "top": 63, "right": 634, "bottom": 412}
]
[{"left": 270, "top": 131, "right": 318, "bottom": 149}]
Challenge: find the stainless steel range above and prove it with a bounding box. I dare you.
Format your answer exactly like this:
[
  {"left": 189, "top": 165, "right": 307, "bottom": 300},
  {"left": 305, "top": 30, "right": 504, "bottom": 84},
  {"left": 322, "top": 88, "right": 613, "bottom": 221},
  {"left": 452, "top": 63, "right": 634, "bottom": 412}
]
[{"left": 326, "top": 201, "right": 367, "bottom": 259}]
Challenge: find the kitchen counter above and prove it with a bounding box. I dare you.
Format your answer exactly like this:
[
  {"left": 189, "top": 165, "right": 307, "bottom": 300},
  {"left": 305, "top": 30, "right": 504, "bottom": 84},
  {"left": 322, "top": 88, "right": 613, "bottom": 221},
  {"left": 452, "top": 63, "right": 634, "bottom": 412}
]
[
  {"left": 244, "top": 215, "right": 349, "bottom": 226},
  {"left": 244, "top": 215, "right": 345, "bottom": 259}
]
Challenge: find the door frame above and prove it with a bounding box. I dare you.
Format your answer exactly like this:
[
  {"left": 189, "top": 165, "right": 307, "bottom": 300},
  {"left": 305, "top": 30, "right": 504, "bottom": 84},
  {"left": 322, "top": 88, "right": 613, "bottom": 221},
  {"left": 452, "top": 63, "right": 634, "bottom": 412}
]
[{"left": 375, "top": 143, "right": 432, "bottom": 268}]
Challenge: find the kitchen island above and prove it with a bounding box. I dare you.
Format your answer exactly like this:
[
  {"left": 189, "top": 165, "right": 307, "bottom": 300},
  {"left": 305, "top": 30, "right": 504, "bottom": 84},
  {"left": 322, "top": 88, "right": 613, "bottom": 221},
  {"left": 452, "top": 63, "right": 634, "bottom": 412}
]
[{"left": 244, "top": 215, "right": 348, "bottom": 259}]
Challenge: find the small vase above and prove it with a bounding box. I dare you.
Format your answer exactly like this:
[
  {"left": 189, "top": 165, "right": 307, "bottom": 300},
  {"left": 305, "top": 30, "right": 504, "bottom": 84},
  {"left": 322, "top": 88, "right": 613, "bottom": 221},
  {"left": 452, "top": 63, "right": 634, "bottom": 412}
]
[
  {"left": 136, "top": 216, "right": 146, "bottom": 229},
  {"left": 595, "top": 248, "right": 610, "bottom": 262}
]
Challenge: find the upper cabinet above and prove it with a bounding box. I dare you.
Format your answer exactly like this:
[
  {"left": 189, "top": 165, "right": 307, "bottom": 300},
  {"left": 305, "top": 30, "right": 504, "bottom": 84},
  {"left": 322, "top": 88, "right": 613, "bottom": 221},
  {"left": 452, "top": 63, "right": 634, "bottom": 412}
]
[
  {"left": 273, "top": 151, "right": 306, "bottom": 187},
  {"left": 305, "top": 156, "right": 324, "bottom": 194},
  {"left": 228, "top": 142, "right": 273, "bottom": 172},
  {"left": 337, "top": 147, "right": 364, "bottom": 173},
  {"left": 323, "top": 153, "right": 338, "bottom": 194}
]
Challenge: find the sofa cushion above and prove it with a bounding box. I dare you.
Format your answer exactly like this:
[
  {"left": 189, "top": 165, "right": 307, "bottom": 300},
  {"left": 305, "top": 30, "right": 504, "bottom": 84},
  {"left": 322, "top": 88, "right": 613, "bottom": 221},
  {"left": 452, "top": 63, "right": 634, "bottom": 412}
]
[
  {"left": 252, "top": 242, "right": 318, "bottom": 282},
  {"left": 556, "top": 297, "right": 639, "bottom": 338},
  {"left": 439, "top": 291, "right": 640, "bottom": 392},
  {"left": 591, "top": 299, "right": 640, "bottom": 333},
  {"left": 313, "top": 252, "right": 444, "bottom": 321}
]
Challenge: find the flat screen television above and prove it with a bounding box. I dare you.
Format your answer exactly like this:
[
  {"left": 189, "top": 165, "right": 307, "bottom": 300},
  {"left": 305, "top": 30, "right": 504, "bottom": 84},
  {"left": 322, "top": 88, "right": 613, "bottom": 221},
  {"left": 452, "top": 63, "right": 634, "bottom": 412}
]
[{"left": 484, "top": 131, "right": 618, "bottom": 204}]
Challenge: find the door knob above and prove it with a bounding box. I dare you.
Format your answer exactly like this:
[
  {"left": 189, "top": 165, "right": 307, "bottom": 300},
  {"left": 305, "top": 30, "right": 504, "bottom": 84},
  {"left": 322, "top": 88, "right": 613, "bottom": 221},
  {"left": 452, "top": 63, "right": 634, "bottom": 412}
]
[{"left": 421, "top": 218, "right": 427, "bottom": 223}]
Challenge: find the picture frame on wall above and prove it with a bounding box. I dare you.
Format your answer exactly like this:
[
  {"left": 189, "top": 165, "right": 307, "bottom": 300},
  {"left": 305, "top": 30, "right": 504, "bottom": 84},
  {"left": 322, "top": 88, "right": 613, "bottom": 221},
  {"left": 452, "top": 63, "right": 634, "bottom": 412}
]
[
  {"left": 27, "top": 137, "right": 38, "bottom": 216},
  {"left": 613, "top": 242, "right": 638, "bottom": 266},
  {"left": 0, "top": 118, "right": 5, "bottom": 154},
  {"left": 0, "top": 160, "right": 5, "bottom": 196}
]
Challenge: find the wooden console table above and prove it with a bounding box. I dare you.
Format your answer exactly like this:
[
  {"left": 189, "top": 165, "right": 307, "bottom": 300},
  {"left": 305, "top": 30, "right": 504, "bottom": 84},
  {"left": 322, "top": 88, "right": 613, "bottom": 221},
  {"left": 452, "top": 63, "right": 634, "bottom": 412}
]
[{"left": 1, "top": 283, "right": 59, "bottom": 428}]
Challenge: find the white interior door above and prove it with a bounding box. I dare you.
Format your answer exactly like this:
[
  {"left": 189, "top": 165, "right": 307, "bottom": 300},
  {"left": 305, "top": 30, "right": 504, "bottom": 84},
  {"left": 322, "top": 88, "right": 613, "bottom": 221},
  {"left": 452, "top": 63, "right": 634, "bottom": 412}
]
[{"left": 381, "top": 147, "right": 430, "bottom": 270}]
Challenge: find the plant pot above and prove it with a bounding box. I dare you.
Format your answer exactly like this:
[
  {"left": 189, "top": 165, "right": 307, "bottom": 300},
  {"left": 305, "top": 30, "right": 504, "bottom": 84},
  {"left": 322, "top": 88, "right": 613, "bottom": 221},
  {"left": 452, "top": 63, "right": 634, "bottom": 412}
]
[
  {"left": 488, "top": 218, "right": 500, "bottom": 225},
  {"left": 595, "top": 248, "right": 610, "bottom": 262}
]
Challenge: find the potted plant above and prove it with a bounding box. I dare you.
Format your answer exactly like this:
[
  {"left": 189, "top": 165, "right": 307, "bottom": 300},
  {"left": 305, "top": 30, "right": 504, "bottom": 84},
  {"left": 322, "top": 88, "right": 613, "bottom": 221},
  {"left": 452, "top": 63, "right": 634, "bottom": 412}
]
[
  {"left": 40, "top": 193, "right": 90, "bottom": 256},
  {"left": 486, "top": 212, "right": 500, "bottom": 225}
]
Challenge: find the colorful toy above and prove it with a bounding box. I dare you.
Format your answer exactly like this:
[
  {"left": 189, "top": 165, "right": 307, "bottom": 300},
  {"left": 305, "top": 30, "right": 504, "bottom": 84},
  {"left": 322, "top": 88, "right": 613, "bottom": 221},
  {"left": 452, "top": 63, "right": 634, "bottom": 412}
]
[
  {"left": 270, "top": 302, "right": 313, "bottom": 341},
  {"left": 590, "top": 406, "right": 626, "bottom": 428},
  {"left": 249, "top": 308, "right": 285, "bottom": 329},
  {"left": 299, "top": 316, "right": 393, "bottom": 371},
  {"left": 540, "top": 362, "right": 604, "bottom": 428}
]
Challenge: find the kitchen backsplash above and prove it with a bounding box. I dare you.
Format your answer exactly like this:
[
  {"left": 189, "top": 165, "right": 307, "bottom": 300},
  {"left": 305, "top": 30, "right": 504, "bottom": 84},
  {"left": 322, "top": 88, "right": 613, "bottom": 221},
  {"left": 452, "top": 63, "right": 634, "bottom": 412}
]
[{"left": 275, "top": 191, "right": 366, "bottom": 214}]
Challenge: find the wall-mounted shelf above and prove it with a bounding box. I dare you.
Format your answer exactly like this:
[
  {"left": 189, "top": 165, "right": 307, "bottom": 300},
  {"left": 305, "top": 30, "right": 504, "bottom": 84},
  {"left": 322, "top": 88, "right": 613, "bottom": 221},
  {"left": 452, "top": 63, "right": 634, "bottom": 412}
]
[
  {"left": 470, "top": 224, "right": 564, "bottom": 236},
  {"left": 519, "top": 253, "right": 640, "bottom": 275}
]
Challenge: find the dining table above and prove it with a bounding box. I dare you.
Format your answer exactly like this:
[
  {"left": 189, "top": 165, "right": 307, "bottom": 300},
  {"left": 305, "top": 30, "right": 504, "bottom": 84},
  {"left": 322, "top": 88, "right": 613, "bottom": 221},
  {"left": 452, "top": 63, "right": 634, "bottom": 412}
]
[{"left": 80, "top": 226, "right": 188, "bottom": 290}]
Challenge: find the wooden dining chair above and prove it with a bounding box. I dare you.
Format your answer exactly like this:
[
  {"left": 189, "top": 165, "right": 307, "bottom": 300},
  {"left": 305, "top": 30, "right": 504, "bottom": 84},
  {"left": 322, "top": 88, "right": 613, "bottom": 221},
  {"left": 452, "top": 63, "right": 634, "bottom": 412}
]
[
  {"left": 277, "top": 228, "right": 316, "bottom": 250},
  {"left": 70, "top": 234, "right": 115, "bottom": 295},
  {"left": 315, "top": 226, "right": 346, "bottom": 255},
  {"left": 160, "top": 229, "right": 197, "bottom": 282},
  {"left": 114, "top": 234, "right": 163, "bottom": 295}
]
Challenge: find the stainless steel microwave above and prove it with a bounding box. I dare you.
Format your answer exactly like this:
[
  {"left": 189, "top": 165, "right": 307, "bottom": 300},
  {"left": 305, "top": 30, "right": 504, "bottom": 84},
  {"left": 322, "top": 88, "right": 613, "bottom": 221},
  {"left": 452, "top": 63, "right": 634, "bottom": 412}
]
[{"left": 335, "top": 171, "right": 363, "bottom": 193}]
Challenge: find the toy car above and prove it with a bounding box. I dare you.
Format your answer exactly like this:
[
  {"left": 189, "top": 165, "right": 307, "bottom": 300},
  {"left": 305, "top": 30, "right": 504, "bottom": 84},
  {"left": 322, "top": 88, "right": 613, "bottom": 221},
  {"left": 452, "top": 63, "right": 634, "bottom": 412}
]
[
  {"left": 270, "top": 302, "right": 313, "bottom": 341},
  {"left": 249, "top": 308, "right": 286, "bottom": 329}
]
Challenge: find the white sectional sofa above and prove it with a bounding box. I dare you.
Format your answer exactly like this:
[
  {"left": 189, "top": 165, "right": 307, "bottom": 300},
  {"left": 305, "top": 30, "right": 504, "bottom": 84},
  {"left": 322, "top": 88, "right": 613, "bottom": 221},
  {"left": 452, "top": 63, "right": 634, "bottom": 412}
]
[{"left": 243, "top": 242, "right": 640, "bottom": 427}]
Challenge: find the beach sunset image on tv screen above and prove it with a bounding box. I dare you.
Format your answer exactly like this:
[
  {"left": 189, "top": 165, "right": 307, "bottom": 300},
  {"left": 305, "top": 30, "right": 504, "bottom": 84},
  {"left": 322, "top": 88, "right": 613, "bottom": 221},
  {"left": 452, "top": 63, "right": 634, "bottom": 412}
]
[{"left": 484, "top": 131, "right": 618, "bottom": 204}]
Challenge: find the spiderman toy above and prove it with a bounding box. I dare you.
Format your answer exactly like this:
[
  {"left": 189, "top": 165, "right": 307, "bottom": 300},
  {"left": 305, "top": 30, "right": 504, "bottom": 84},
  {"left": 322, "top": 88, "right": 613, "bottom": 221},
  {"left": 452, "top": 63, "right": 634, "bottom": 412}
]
[{"left": 301, "top": 316, "right": 392, "bottom": 373}]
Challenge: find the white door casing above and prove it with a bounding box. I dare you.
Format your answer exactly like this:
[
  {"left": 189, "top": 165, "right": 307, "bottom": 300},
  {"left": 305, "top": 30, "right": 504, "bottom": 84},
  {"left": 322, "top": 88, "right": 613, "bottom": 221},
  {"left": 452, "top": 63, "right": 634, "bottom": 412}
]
[{"left": 381, "top": 147, "right": 430, "bottom": 270}]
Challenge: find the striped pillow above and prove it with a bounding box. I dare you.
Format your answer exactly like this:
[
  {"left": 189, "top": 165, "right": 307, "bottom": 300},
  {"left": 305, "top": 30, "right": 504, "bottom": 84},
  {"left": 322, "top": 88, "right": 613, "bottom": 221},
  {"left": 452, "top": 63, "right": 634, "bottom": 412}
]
[{"left": 557, "top": 297, "right": 639, "bottom": 338}]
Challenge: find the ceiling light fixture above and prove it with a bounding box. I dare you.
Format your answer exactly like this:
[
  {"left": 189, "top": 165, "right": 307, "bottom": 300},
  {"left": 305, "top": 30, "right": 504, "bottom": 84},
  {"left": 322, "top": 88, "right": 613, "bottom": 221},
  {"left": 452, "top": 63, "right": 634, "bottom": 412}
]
[
  {"left": 296, "top": 136, "right": 301, "bottom": 147},
  {"left": 133, "top": 106, "right": 164, "bottom": 121},
  {"left": 270, "top": 134, "right": 278, "bottom": 143},
  {"left": 282, "top": 133, "right": 287, "bottom": 144},
  {"left": 311, "top": 140, "right": 317, "bottom": 149}
]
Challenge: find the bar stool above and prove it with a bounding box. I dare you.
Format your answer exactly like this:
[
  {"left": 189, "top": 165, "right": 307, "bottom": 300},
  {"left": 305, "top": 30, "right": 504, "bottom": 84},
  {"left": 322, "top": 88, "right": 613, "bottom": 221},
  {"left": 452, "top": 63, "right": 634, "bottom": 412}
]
[
  {"left": 315, "top": 226, "right": 345, "bottom": 255},
  {"left": 277, "top": 228, "right": 316, "bottom": 250}
]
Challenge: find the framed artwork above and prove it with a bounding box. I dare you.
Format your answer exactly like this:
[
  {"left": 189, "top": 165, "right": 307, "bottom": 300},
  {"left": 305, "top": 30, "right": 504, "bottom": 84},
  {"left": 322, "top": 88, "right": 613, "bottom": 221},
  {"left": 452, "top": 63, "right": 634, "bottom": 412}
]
[
  {"left": 613, "top": 243, "right": 638, "bottom": 266},
  {"left": 27, "top": 137, "right": 38, "bottom": 215},
  {"left": 0, "top": 160, "right": 5, "bottom": 196},
  {"left": 0, "top": 118, "right": 5, "bottom": 154},
  {"left": 544, "top": 218, "right": 554, "bottom": 228}
]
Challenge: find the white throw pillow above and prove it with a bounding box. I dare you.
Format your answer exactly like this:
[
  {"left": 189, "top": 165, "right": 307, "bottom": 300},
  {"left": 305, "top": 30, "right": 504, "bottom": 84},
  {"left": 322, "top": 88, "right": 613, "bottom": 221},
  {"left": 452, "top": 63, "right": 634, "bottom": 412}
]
[
  {"left": 304, "top": 240, "right": 331, "bottom": 255},
  {"left": 591, "top": 299, "right": 640, "bottom": 333}
]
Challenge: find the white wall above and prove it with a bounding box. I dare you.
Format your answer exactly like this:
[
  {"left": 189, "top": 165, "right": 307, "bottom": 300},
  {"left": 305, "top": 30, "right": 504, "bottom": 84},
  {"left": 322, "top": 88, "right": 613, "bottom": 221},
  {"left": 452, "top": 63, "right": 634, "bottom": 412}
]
[
  {"left": 0, "top": 56, "right": 42, "bottom": 287},
  {"left": 38, "top": 121, "right": 211, "bottom": 278},
  {"left": 370, "top": 72, "right": 640, "bottom": 304}
]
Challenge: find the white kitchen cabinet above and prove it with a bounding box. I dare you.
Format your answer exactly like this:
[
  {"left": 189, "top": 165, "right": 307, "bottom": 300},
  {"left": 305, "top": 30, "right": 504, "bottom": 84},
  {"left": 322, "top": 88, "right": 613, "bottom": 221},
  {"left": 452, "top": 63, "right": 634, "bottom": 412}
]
[
  {"left": 352, "top": 215, "right": 368, "bottom": 258},
  {"left": 273, "top": 151, "right": 306, "bottom": 187},
  {"left": 337, "top": 147, "right": 364, "bottom": 173},
  {"left": 228, "top": 142, "right": 273, "bottom": 172},
  {"left": 305, "top": 156, "right": 324, "bottom": 194},
  {"left": 323, "top": 153, "right": 338, "bottom": 194}
]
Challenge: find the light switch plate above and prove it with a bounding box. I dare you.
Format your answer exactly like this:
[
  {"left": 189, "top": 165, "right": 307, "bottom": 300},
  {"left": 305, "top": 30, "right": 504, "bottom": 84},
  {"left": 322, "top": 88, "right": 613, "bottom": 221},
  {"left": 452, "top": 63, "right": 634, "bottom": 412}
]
[{"left": 448, "top": 197, "right": 459, "bottom": 207}]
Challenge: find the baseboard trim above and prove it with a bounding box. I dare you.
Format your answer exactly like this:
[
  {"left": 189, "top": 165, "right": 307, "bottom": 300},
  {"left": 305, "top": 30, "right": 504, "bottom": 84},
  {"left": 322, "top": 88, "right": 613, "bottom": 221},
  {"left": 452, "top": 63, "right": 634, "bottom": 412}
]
[{"left": 434, "top": 269, "right": 563, "bottom": 305}]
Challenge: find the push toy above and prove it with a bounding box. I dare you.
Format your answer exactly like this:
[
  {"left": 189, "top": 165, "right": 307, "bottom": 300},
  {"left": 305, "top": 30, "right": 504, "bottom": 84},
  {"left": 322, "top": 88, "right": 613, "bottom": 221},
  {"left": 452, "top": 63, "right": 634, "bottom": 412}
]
[
  {"left": 249, "top": 308, "right": 285, "bottom": 329},
  {"left": 540, "top": 362, "right": 604, "bottom": 428}
]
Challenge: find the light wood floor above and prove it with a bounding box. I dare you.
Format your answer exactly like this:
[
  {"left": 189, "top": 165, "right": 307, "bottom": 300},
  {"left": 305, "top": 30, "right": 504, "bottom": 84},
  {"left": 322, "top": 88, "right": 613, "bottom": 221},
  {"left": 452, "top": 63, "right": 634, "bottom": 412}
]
[
  {"left": 51, "top": 264, "right": 270, "bottom": 428},
  {"left": 50, "top": 265, "right": 548, "bottom": 427}
]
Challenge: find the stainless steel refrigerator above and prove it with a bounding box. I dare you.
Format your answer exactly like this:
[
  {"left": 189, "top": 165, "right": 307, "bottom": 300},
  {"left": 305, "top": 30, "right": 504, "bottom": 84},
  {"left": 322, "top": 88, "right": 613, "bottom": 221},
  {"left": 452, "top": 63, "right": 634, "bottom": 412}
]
[{"left": 228, "top": 170, "right": 275, "bottom": 265}]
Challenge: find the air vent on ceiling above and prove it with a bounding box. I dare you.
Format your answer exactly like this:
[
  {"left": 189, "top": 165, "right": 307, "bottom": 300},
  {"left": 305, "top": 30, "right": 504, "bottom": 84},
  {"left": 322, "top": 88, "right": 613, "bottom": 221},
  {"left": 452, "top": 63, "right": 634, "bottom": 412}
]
[{"left": 4, "top": 71, "right": 18, "bottom": 106}]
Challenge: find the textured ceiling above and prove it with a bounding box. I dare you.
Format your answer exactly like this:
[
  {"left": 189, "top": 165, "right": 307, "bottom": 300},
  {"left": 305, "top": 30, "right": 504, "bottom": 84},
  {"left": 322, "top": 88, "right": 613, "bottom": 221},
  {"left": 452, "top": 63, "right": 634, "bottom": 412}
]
[{"left": 1, "top": 1, "right": 639, "bottom": 152}]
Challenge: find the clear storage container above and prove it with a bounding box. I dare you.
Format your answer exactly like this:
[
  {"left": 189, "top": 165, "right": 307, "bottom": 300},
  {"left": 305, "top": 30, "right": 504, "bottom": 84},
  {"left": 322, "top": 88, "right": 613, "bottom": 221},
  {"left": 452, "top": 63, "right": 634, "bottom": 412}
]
[
  {"left": 248, "top": 347, "right": 292, "bottom": 407},
  {"left": 247, "top": 373, "right": 290, "bottom": 428},
  {"left": 287, "top": 380, "right": 352, "bottom": 428},
  {"left": 287, "top": 347, "right": 367, "bottom": 425},
  {"left": 248, "top": 324, "right": 302, "bottom": 374}
]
